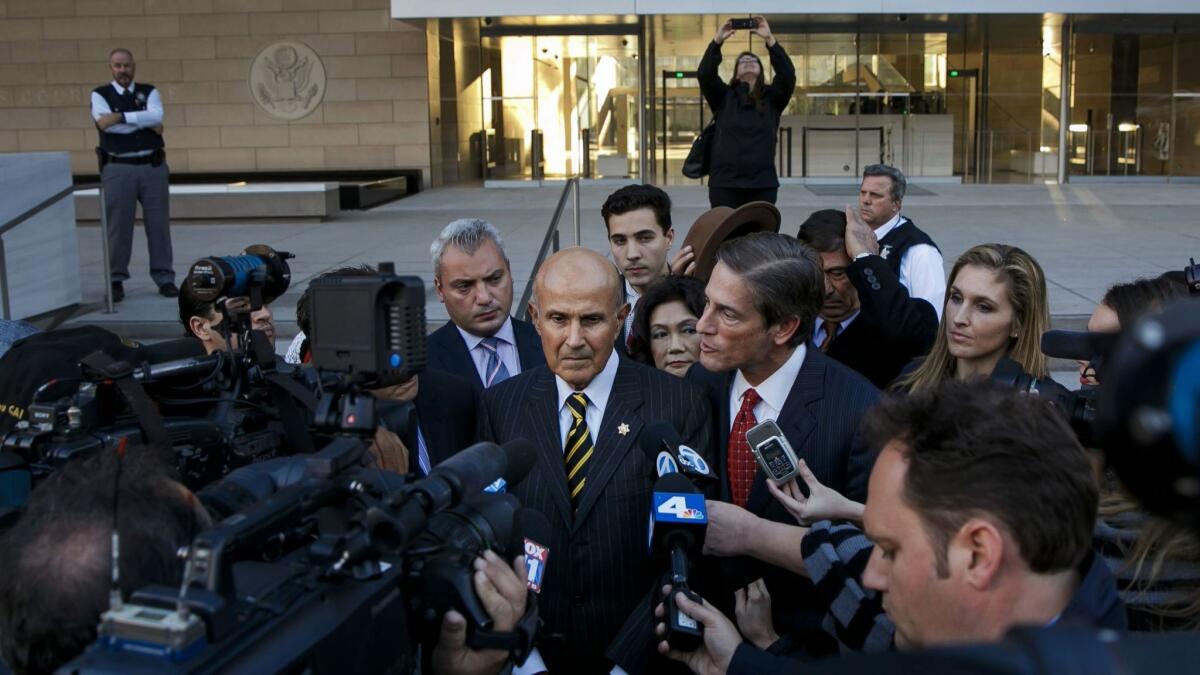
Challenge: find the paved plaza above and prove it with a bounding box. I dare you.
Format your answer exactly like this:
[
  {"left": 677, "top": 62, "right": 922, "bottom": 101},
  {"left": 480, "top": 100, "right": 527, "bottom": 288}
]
[{"left": 66, "top": 182, "right": 1200, "bottom": 356}]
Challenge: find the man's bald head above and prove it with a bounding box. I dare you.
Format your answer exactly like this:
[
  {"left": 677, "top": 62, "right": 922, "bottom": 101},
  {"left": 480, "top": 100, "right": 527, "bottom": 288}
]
[
  {"left": 529, "top": 247, "right": 629, "bottom": 390},
  {"left": 533, "top": 247, "right": 623, "bottom": 312}
]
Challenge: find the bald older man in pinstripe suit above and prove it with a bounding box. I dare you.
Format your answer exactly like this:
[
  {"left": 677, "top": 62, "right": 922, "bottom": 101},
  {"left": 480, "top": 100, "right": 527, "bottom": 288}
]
[{"left": 478, "top": 248, "right": 713, "bottom": 675}]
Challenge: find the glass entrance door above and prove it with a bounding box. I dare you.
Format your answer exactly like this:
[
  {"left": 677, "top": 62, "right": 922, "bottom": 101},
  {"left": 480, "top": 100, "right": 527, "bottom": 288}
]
[{"left": 480, "top": 32, "right": 641, "bottom": 181}]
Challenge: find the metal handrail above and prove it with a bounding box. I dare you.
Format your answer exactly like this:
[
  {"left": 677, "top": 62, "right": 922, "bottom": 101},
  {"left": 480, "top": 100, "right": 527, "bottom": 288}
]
[
  {"left": 0, "top": 182, "right": 97, "bottom": 320},
  {"left": 517, "top": 177, "right": 581, "bottom": 321}
]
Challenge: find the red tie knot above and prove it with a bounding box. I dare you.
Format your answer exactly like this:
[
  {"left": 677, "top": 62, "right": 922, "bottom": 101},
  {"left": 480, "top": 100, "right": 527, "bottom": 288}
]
[{"left": 741, "top": 388, "right": 761, "bottom": 410}]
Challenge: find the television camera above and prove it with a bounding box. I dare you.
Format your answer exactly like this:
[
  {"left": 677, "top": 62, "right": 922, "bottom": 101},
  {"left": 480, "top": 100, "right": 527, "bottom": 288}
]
[{"left": 61, "top": 263, "right": 541, "bottom": 674}]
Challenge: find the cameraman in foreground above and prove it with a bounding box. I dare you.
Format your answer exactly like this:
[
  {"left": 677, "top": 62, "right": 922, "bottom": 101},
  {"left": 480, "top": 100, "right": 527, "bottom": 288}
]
[
  {"left": 0, "top": 446, "right": 208, "bottom": 675},
  {"left": 0, "top": 438, "right": 534, "bottom": 675},
  {"left": 655, "top": 381, "right": 1122, "bottom": 674}
]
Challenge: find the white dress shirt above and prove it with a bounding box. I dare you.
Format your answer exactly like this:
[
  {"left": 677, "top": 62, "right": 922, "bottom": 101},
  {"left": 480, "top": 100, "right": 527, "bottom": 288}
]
[
  {"left": 728, "top": 343, "right": 808, "bottom": 431},
  {"left": 90, "top": 81, "right": 164, "bottom": 157},
  {"left": 874, "top": 213, "right": 946, "bottom": 320},
  {"left": 284, "top": 331, "right": 306, "bottom": 364},
  {"left": 813, "top": 311, "right": 860, "bottom": 349},
  {"left": 458, "top": 316, "right": 522, "bottom": 385},
  {"left": 554, "top": 349, "right": 619, "bottom": 450}
]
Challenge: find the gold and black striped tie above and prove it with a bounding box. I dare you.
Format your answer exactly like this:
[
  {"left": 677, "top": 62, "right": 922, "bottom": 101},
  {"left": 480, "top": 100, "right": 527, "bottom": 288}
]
[{"left": 564, "top": 392, "right": 594, "bottom": 512}]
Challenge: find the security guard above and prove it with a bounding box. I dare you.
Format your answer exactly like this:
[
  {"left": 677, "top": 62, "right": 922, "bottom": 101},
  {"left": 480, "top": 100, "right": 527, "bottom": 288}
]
[{"left": 91, "top": 48, "right": 176, "bottom": 302}]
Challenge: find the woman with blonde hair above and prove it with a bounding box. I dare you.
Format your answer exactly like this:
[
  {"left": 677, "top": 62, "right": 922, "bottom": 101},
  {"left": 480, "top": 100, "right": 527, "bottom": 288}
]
[{"left": 895, "top": 243, "right": 1050, "bottom": 392}]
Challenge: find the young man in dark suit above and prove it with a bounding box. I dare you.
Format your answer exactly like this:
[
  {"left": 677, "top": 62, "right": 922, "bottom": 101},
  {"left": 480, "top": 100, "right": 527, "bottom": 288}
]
[
  {"left": 685, "top": 233, "right": 879, "bottom": 656},
  {"left": 426, "top": 219, "right": 544, "bottom": 391},
  {"left": 479, "top": 247, "right": 713, "bottom": 675},
  {"left": 797, "top": 209, "right": 938, "bottom": 389}
]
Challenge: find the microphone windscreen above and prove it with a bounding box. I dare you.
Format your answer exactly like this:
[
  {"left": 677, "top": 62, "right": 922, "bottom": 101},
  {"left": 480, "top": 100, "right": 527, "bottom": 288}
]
[
  {"left": 653, "top": 472, "right": 698, "bottom": 494},
  {"left": 639, "top": 420, "right": 682, "bottom": 460},
  {"left": 471, "top": 492, "right": 520, "bottom": 556},
  {"left": 501, "top": 438, "right": 537, "bottom": 486},
  {"left": 1041, "top": 329, "right": 1116, "bottom": 360},
  {"left": 511, "top": 506, "right": 553, "bottom": 554},
  {"left": 512, "top": 507, "right": 552, "bottom": 592},
  {"left": 432, "top": 442, "right": 506, "bottom": 498},
  {"left": 138, "top": 338, "right": 206, "bottom": 364}
]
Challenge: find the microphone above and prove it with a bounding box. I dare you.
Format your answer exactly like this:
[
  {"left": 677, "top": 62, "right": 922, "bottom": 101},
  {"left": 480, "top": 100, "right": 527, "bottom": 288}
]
[
  {"left": 640, "top": 421, "right": 716, "bottom": 487},
  {"left": 126, "top": 338, "right": 221, "bottom": 382},
  {"left": 485, "top": 438, "right": 538, "bottom": 493},
  {"left": 138, "top": 338, "right": 207, "bottom": 363},
  {"left": 501, "top": 438, "right": 537, "bottom": 487},
  {"left": 1041, "top": 329, "right": 1118, "bottom": 362},
  {"left": 649, "top": 472, "right": 707, "bottom": 650},
  {"left": 511, "top": 508, "right": 553, "bottom": 593},
  {"left": 425, "top": 442, "right": 509, "bottom": 507}
]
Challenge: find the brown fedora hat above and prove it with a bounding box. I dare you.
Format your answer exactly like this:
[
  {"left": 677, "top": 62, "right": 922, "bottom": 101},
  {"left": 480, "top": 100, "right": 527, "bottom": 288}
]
[{"left": 682, "top": 201, "right": 782, "bottom": 280}]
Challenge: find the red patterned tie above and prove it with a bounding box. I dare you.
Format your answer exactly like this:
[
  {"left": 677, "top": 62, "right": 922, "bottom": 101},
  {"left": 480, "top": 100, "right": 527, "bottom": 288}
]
[{"left": 727, "top": 388, "right": 761, "bottom": 508}]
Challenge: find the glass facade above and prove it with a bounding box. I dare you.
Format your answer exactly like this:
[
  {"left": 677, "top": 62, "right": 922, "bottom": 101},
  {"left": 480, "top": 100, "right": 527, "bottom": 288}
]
[{"left": 425, "top": 14, "right": 1200, "bottom": 186}]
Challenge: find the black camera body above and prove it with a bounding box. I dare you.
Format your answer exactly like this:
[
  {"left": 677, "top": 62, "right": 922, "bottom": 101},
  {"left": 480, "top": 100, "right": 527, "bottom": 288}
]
[
  {"left": 307, "top": 262, "right": 426, "bottom": 389},
  {"left": 990, "top": 357, "right": 1098, "bottom": 447},
  {"left": 65, "top": 264, "right": 538, "bottom": 674}
]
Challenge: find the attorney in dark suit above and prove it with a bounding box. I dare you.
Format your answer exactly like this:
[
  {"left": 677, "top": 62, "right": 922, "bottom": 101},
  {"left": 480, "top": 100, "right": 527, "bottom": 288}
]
[
  {"left": 685, "top": 232, "right": 879, "bottom": 655},
  {"left": 479, "top": 247, "right": 713, "bottom": 675},
  {"left": 427, "top": 219, "right": 545, "bottom": 391},
  {"left": 797, "top": 209, "right": 937, "bottom": 388},
  {"left": 370, "top": 368, "right": 479, "bottom": 476}
]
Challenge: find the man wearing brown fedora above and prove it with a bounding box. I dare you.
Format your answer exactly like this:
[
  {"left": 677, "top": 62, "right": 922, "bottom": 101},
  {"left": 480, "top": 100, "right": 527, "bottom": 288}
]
[{"left": 677, "top": 201, "right": 782, "bottom": 281}]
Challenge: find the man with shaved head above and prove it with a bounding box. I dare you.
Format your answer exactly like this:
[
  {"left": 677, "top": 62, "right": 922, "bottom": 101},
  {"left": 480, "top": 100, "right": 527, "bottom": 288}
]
[{"left": 479, "top": 247, "right": 714, "bottom": 675}]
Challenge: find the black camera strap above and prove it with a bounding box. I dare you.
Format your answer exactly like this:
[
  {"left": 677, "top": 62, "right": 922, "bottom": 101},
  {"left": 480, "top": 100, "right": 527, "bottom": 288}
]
[
  {"left": 468, "top": 591, "right": 539, "bottom": 666},
  {"left": 80, "top": 350, "right": 170, "bottom": 449}
]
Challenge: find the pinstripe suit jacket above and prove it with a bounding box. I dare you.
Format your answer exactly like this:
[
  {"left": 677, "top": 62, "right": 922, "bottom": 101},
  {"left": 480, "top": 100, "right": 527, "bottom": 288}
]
[
  {"left": 688, "top": 347, "right": 880, "bottom": 654},
  {"left": 479, "top": 356, "right": 714, "bottom": 674}
]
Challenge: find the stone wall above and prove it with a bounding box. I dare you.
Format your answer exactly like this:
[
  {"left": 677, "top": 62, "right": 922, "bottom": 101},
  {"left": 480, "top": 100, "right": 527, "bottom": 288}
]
[{"left": 0, "top": 0, "right": 432, "bottom": 184}]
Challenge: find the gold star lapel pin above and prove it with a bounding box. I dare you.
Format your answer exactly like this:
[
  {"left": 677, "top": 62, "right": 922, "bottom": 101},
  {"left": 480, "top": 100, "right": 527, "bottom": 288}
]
[{"left": 618, "top": 423, "right": 630, "bottom": 436}]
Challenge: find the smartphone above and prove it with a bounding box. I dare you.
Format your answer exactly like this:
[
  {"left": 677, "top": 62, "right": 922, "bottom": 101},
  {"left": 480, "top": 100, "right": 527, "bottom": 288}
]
[
  {"left": 729, "top": 18, "right": 758, "bottom": 30},
  {"left": 745, "top": 419, "right": 806, "bottom": 493}
]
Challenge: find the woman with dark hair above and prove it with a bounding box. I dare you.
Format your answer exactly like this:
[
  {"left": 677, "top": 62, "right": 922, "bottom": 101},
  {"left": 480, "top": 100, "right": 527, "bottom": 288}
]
[
  {"left": 698, "top": 16, "right": 795, "bottom": 208},
  {"left": 1078, "top": 275, "right": 1186, "bottom": 386},
  {"left": 627, "top": 276, "right": 706, "bottom": 377},
  {"left": 1076, "top": 274, "right": 1199, "bottom": 631}
]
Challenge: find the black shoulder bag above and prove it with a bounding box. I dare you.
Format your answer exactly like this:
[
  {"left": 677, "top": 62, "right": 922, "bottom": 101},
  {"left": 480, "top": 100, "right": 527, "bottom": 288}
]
[{"left": 682, "top": 118, "right": 716, "bottom": 179}]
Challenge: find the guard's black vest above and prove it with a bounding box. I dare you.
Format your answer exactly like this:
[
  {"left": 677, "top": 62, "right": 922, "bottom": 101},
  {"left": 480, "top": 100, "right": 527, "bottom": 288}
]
[
  {"left": 877, "top": 216, "right": 939, "bottom": 278},
  {"left": 93, "top": 83, "right": 164, "bottom": 156}
]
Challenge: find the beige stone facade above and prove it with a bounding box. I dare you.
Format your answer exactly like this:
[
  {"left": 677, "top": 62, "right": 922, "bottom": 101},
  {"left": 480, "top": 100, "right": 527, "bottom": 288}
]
[{"left": 0, "top": 0, "right": 432, "bottom": 183}]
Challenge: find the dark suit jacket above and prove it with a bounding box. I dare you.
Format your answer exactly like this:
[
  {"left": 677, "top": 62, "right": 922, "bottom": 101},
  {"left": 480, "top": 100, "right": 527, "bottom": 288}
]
[
  {"left": 825, "top": 255, "right": 938, "bottom": 388},
  {"left": 687, "top": 348, "right": 879, "bottom": 505},
  {"left": 409, "top": 369, "right": 479, "bottom": 471},
  {"left": 825, "top": 278, "right": 936, "bottom": 386},
  {"left": 425, "top": 316, "right": 545, "bottom": 393},
  {"left": 478, "top": 357, "right": 714, "bottom": 675},
  {"left": 687, "top": 348, "right": 880, "bottom": 654}
]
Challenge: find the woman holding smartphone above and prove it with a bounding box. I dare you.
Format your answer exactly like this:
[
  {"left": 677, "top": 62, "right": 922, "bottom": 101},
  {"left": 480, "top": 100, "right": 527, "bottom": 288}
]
[{"left": 698, "top": 16, "right": 796, "bottom": 208}]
